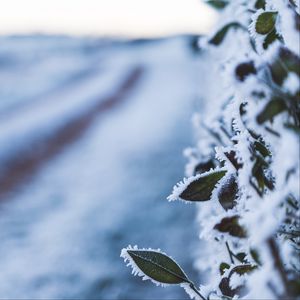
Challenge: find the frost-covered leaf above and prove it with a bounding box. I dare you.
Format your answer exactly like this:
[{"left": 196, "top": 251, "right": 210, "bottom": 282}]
[
  {"left": 121, "top": 246, "right": 190, "bottom": 285},
  {"left": 219, "top": 277, "right": 236, "bottom": 297},
  {"left": 209, "top": 22, "right": 241, "bottom": 45},
  {"left": 219, "top": 265, "right": 254, "bottom": 297},
  {"left": 235, "top": 61, "right": 257, "bottom": 82},
  {"left": 224, "top": 151, "right": 243, "bottom": 170},
  {"left": 254, "top": 140, "right": 271, "bottom": 158},
  {"left": 256, "top": 98, "right": 287, "bottom": 124},
  {"left": 231, "top": 264, "right": 256, "bottom": 275},
  {"left": 218, "top": 175, "right": 238, "bottom": 210},
  {"left": 255, "top": 12, "right": 278, "bottom": 35},
  {"left": 214, "top": 216, "right": 247, "bottom": 238},
  {"left": 178, "top": 169, "right": 227, "bottom": 202}
]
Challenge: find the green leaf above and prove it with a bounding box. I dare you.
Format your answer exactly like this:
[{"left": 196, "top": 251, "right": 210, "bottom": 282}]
[
  {"left": 256, "top": 98, "right": 287, "bottom": 124},
  {"left": 255, "top": 12, "right": 278, "bottom": 35},
  {"left": 209, "top": 22, "right": 241, "bottom": 45},
  {"left": 269, "top": 48, "right": 300, "bottom": 87},
  {"left": 250, "top": 249, "right": 261, "bottom": 265},
  {"left": 255, "top": 0, "right": 266, "bottom": 9},
  {"left": 206, "top": 0, "right": 229, "bottom": 9},
  {"left": 236, "top": 252, "right": 247, "bottom": 263},
  {"left": 122, "top": 248, "right": 190, "bottom": 285},
  {"left": 230, "top": 264, "right": 256, "bottom": 276},
  {"left": 263, "top": 28, "right": 282, "bottom": 50},
  {"left": 254, "top": 140, "right": 271, "bottom": 157},
  {"left": 219, "top": 262, "right": 230, "bottom": 275},
  {"left": 180, "top": 170, "right": 227, "bottom": 201},
  {"left": 214, "top": 216, "right": 247, "bottom": 238},
  {"left": 218, "top": 175, "right": 238, "bottom": 210}
]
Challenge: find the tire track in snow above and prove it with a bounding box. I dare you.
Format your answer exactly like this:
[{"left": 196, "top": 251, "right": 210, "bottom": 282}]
[{"left": 0, "top": 66, "right": 144, "bottom": 201}]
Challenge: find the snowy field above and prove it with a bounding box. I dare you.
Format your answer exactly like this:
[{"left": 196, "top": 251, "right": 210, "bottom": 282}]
[{"left": 0, "top": 35, "right": 200, "bottom": 299}]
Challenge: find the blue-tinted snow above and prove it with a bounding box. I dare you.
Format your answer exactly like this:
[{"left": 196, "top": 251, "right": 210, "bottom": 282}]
[{"left": 0, "top": 36, "right": 200, "bottom": 299}]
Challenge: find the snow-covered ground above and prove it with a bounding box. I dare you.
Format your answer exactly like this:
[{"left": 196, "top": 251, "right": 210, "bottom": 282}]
[{"left": 0, "top": 36, "right": 200, "bottom": 299}]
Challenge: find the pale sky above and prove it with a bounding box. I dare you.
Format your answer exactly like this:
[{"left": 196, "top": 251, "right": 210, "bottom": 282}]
[{"left": 0, "top": 0, "right": 218, "bottom": 37}]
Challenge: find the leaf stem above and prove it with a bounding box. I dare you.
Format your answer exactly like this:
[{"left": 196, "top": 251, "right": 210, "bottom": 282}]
[
  {"left": 225, "top": 242, "right": 235, "bottom": 264},
  {"left": 267, "top": 237, "right": 291, "bottom": 298},
  {"left": 188, "top": 283, "right": 206, "bottom": 300}
]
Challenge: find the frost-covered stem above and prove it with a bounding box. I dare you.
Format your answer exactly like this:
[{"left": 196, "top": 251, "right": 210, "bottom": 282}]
[
  {"left": 249, "top": 180, "right": 263, "bottom": 197},
  {"left": 268, "top": 237, "right": 290, "bottom": 298},
  {"left": 188, "top": 283, "right": 207, "bottom": 300},
  {"left": 225, "top": 242, "right": 235, "bottom": 264}
]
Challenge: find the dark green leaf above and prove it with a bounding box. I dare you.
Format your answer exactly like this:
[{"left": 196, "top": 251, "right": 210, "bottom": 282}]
[
  {"left": 251, "top": 156, "right": 269, "bottom": 191},
  {"left": 268, "top": 48, "right": 300, "bottom": 86},
  {"left": 255, "top": 0, "right": 266, "bottom": 9},
  {"left": 250, "top": 249, "right": 261, "bottom": 265},
  {"left": 214, "top": 216, "right": 247, "bottom": 238},
  {"left": 236, "top": 252, "right": 247, "bottom": 263},
  {"left": 218, "top": 175, "right": 238, "bottom": 210},
  {"left": 278, "top": 47, "right": 300, "bottom": 76},
  {"left": 289, "top": 279, "right": 300, "bottom": 297},
  {"left": 125, "top": 249, "right": 189, "bottom": 285},
  {"left": 256, "top": 98, "right": 287, "bottom": 124},
  {"left": 224, "top": 151, "right": 243, "bottom": 170},
  {"left": 263, "top": 29, "right": 282, "bottom": 50},
  {"left": 209, "top": 22, "right": 241, "bottom": 45},
  {"left": 254, "top": 140, "right": 271, "bottom": 157},
  {"left": 255, "top": 12, "right": 278, "bottom": 35},
  {"left": 206, "top": 0, "right": 229, "bottom": 9},
  {"left": 219, "top": 262, "right": 230, "bottom": 275},
  {"left": 180, "top": 170, "right": 227, "bottom": 201}
]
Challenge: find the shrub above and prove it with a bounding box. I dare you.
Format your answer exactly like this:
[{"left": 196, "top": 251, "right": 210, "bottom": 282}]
[{"left": 121, "top": 0, "right": 300, "bottom": 299}]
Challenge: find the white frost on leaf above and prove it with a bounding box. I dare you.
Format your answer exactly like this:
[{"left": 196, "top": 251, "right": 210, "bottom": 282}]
[
  {"left": 167, "top": 167, "right": 226, "bottom": 202},
  {"left": 283, "top": 72, "right": 300, "bottom": 95},
  {"left": 120, "top": 245, "right": 169, "bottom": 287}
]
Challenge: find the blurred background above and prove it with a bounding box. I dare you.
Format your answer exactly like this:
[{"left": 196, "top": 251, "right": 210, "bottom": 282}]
[{"left": 0, "top": 1, "right": 217, "bottom": 299}]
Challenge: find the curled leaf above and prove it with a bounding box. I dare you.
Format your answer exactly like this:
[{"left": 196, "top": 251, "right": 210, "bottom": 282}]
[{"left": 209, "top": 22, "right": 242, "bottom": 45}]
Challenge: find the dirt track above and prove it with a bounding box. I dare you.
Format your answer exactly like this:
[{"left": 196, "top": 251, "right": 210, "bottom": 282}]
[{"left": 0, "top": 67, "right": 144, "bottom": 201}]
